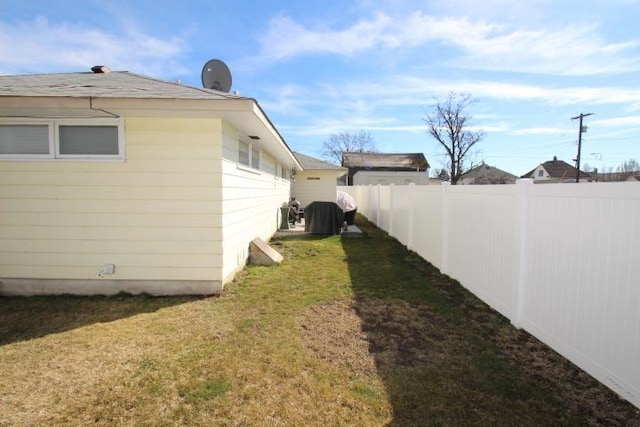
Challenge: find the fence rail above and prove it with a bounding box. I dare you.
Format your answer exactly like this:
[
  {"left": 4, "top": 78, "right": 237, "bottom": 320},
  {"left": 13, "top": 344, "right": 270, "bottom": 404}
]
[{"left": 341, "top": 181, "right": 640, "bottom": 408}]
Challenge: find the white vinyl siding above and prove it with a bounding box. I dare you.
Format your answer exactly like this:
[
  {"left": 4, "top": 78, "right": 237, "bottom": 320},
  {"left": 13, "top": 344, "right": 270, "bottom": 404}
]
[
  {"left": 0, "top": 117, "right": 224, "bottom": 292},
  {"left": 292, "top": 170, "right": 339, "bottom": 206},
  {"left": 221, "top": 129, "right": 292, "bottom": 282},
  {"left": 1, "top": 115, "right": 295, "bottom": 295},
  {"left": 220, "top": 158, "right": 290, "bottom": 282}
]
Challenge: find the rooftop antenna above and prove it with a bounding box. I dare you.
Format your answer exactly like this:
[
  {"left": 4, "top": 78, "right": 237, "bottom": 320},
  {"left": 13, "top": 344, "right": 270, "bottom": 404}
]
[{"left": 201, "top": 59, "right": 232, "bottom": 92}]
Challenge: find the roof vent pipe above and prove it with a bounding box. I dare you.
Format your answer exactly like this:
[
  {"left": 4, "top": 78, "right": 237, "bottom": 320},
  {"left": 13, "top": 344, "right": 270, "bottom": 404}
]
[{"left": 91, "top": 65, "right": 111, "bottom": 74}]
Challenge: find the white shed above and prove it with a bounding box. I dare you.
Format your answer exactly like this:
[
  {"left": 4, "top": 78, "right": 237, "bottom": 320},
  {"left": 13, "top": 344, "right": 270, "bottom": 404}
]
[{"left": 292, "top": 152, "right": 346, "bottom": 208}]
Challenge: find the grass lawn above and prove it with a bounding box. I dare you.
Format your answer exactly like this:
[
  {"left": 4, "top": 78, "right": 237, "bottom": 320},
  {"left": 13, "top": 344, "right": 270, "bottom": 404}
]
[{"left": 1, "top": 216, "right": 638, "bottom": 426}]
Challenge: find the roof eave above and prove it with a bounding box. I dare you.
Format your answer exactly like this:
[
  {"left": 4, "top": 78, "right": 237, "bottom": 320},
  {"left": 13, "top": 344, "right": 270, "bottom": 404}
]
[{"left": 0, "top": 95, "right": 301, "bottom": 170}]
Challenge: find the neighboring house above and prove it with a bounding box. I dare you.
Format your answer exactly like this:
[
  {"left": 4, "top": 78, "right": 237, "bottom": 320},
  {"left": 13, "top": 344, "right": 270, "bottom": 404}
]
[
  {"left": 521, "top": 156, "right": 593, "bottom": 183},
  {"left": 0, "top": 68, "right": 301, "bottom": 296},
  {"left": 342, "top": 152, "right": 430, "bottom": 186},
  {"left": 292, "top": 152, "right": 346, "bottom": 207},
  {"left": 459, "top": 162, "right": 517, "bottom": 185}
]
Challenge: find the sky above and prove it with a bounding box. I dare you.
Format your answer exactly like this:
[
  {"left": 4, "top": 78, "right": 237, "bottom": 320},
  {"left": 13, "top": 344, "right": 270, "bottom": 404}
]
[{"left": 1, "top": 0, "right": 639, "bottom": 176}]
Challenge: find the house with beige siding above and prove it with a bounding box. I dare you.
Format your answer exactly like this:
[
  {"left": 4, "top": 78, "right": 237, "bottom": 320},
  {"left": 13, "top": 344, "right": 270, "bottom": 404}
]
[
  {"left": 292, "top": 152, "right": 346, "bottom": 207},
  {"left": 0, "top": 68, "right": 301, "bottom": 296}
]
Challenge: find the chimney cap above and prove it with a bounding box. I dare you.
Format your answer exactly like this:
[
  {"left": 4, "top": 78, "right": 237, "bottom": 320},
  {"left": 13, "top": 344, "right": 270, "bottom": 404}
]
[{"left": 91, "top": 65, "right": 111, "bottom": 74}]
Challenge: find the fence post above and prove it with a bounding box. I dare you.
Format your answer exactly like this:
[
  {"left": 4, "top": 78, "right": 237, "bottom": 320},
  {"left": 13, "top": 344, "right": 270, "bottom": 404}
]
[
  {"left": 440, "top": 182, "right": 450, "bottom": 275},
  {"left": 388, "top": 184, "right": 395, "bottom": 236},
  {"left": 407, "top": 183, "right": 415, "bottom": 250},
  {"left": 376, "top": 184, "right": 381, "bottom": 226},
  {"left": 513, "top": 178, "right": 533, "bottom": 328}
]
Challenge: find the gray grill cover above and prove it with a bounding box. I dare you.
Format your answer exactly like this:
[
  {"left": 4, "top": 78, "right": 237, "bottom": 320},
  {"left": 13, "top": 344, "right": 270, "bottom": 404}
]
[{"left": 304, "top": 202, "right": 344, "bottom": 234}]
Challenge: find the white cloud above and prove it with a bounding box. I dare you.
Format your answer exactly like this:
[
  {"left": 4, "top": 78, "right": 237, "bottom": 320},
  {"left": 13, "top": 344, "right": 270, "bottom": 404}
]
[
  {"left": 593, "top": 116, "right": 640, "bottom": 127},
  {"left": 268, "top": 75, "right": 640, "bottom": 142},
  {"left": 455, "top": 24, "right": 640, "bottom": 75},
  {"left": 394, "top": 77, "right": 640, "bottom": 107},
  {"left": 0, "top": 16, "right": 189, "bottom": 75},
  {"left": 259, "top": 84, "right": 315, "bottom": 115},
  {"left": 511, "top": 127, "right": 569, "bottom": 135},
  {"left": 257, "top": 11, "right": 492, "bottom": 62},
  {"left": 256, "top": 11, "right": 640, "bottom": 75},
  {"left": 265, "top": 73, "right": 640, "bottom": 120}
]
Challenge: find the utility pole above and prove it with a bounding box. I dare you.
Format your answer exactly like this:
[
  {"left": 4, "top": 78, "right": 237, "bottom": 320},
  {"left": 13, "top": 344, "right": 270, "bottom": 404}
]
[{"left": 571, "top": 113, "right": 594, "bottom": 183}]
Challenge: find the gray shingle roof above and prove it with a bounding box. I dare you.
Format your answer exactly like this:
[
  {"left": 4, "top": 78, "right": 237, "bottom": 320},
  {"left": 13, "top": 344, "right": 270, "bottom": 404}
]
[
  {"left": 342, "top": 152, "right": 429, "bottom": 169},
  {"left": 293, "top": 152, "right": 345, "bottom": 170},
  {"left": 0, "top": 69, "right": 302, "bottom": 171},
  {"left": 521, "top": 157, "right": 592, "bottom": 179},
  {"left": 0, "top": 71, "right": 243, "bottom": 100},
  {"left": 461, "top": 163, "right": 517, "bottom": 182}
]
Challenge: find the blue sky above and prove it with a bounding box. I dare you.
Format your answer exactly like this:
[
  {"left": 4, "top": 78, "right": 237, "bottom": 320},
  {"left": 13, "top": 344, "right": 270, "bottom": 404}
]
[{"left": 2, "top": 0, "right": 639, "bottom": 175}]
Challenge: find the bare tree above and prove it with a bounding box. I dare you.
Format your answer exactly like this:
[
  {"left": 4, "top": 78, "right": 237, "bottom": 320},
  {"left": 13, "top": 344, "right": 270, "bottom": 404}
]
[
  {"left": 321, "top": 130, "right": 376, "bottom": 165},
  {"left": 424, "top": 92, "right": 485, "bottom": 184},
  {"left": 616, "top": 158, "right": 640, "bottom": 173},
  {"left": 432, "top": 168, "right": 450, "bottom": 181}
]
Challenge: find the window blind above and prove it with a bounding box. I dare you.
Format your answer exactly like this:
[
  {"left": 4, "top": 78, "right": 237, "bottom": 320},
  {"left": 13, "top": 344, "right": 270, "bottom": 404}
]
[
  {"left": 0, "top": 125, "right": 49, "bottom": 155},
  {"left": 59, "top": 126, "right": 118, "bottom": 155}
]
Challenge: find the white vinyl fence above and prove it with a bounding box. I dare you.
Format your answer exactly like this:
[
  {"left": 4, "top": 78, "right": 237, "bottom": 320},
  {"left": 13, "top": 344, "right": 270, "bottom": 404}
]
[{"left": 341, "top": 180, "right": 640, "bottom": 408}]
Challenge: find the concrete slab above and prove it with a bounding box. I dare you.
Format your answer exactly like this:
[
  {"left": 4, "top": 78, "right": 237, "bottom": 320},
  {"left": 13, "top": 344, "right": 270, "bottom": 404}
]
[
  {"left": 249, "top": 237, "right": 283, "bottom": 266},
  {"left": 341, "top": 224, "right": 363, "bottom": 237}
]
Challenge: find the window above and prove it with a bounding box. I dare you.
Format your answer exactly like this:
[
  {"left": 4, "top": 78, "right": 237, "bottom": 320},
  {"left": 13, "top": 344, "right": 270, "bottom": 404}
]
[
  {"left": 251, "top": 145, "right": 260, "bottom": 169},
  {"left": 0, "top": 124, "right": 50, "bottom": 156},
  {"left": 58, "top": 126, "right": 119, "bottom": 156},
  {"left": 538, "top": 170, "right": 544, "bottom": 177},
  {"left": 238, "top": 140, "right": 250, "bottom": 166},
  {"left": 238, "top": 139, "right": 261, "bottom": 170},
  {"left": 0, "top": 119, "right": 123, "bottom": 160},
  {"left": 261, "top": 152, "right": 276, "bottom": 175}
]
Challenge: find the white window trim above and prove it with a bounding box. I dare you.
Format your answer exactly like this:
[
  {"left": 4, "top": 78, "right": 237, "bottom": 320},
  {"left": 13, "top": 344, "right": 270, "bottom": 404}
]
[
  {"left": 237, "top": 139, "right": 261, "bottom": 171},
  {"left": 236, "top": 163, "right": 263, "bottom": 175},
  {"left": 0, "top": 118, "right": 125, "bottom": 161}
]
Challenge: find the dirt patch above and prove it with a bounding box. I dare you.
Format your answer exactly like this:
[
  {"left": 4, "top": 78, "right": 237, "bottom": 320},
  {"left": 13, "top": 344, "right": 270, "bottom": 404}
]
[
  {"left": 354, "top": 298, "right": 465, "bottom": 370},
  {"left": 299, "top": 297, "right": 468, "bottom": 375},
  {"left": 299, "top": 297, "right": 377, "bottom": 376},
  {"left": 298, "top": 295, "right": 640, "bottom": 425}
]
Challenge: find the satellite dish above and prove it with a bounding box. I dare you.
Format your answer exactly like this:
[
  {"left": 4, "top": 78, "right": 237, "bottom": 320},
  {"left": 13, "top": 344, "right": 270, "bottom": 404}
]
[{"left": 201, "top": 59, "right": 232, "bottom": 92}]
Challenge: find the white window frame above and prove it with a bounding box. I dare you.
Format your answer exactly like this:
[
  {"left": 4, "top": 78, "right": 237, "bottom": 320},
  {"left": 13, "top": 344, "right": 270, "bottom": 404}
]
[
  {"left": 237, "top": 139, "right": 261, "bottom": 171},
  {"left": 238, "top": 139, "right": 250, "bottom": 167},
  {"left": 0, "top": 118, "right": 125, "bottom": 161}
]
